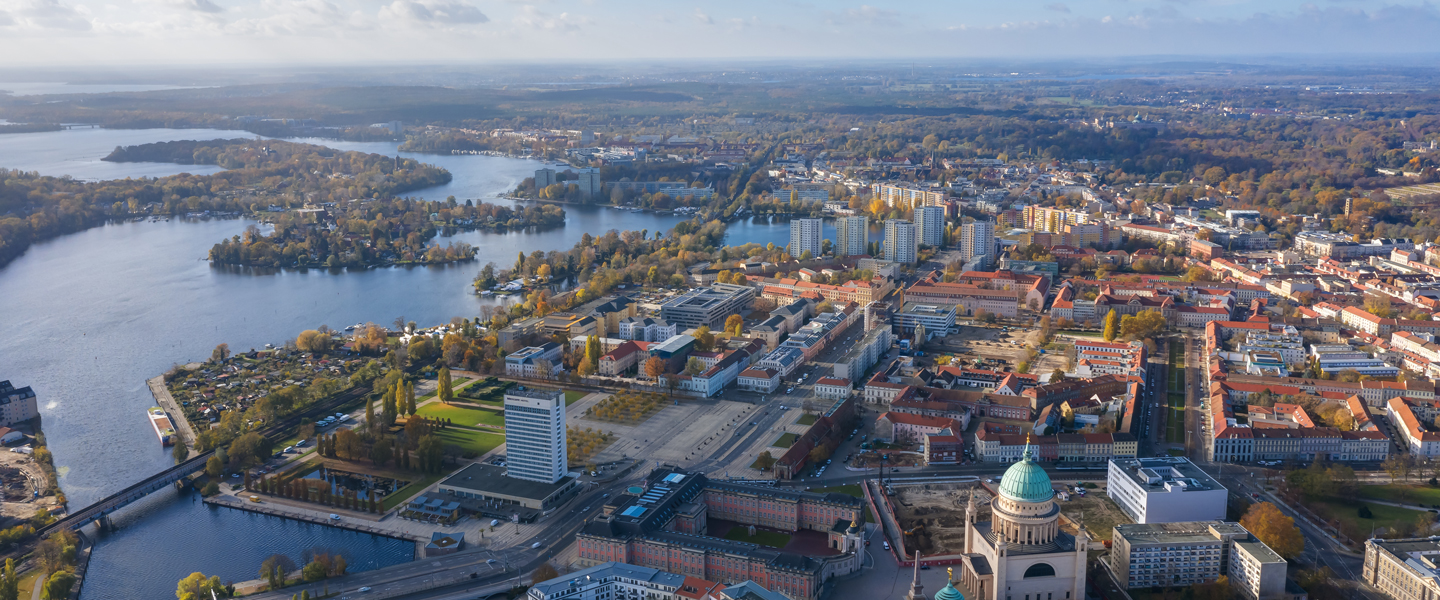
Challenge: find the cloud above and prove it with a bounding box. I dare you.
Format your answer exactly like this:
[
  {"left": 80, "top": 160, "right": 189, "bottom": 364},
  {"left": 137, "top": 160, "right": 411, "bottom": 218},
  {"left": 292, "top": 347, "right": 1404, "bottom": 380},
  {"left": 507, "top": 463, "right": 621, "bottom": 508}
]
[
  {"left": 225, "top": 0, "right": 367, "bottom": 35},
  {"left": 0, "top": 0, "right": 91, "bottom": 30},
  {"left": 824, "top": 4, "right": 899, "bottom": 27},
  {"left": 179, "top": 0, "right": 223, "bottom": 13},
  {"left": 512, "top": 4, "right": 587, "bottom": 31},
  {"left": 693, "top": 7, "right": 712, "bottom": 25},
  {"left": 379, "top": 0, "right": 488, "bottom": 25},
  {"left": 1045, "top": 3, "right": 1069, "bottom": 13}
]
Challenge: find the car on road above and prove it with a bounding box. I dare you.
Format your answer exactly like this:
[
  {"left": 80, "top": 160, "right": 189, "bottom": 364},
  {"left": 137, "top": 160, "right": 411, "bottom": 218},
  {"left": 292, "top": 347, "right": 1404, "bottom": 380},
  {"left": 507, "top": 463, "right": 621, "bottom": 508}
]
[
  {"left": 532, "top": 542, "right": 543, "bottom": 549},
  {"left": 329, "top": 514, "right": 341, "bottom": 520},
  {"left": 883, "top": 541, "right": 890, "bottom": 550},
  {"left": 358, "top": 587, "right": 371, "bottom": 592}
]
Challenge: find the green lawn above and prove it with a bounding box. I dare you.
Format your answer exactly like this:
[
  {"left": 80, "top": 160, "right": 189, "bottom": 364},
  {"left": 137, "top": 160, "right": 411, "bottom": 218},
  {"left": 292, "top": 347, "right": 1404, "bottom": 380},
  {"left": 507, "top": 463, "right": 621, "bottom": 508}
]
[
  {"left": 1166, "top": 393, "right": 1185, "bottom": 444},
  {"left": 1359, "top": 485, "right": 1440, "bottom": 506},
  {"left": 796, "top": 414, "right": 818, "bottom": 426},
  {"left": 381, "top": 472, "right": 445, "bottom": 511},
  {"left": 417, "top": 402, "right": 505, "bottom": 428},
  {"left": 812, "top": 484, "right": 863, "bottom": 497},
  {"left": 433, "top": 428, "right": 505, "bottom": 458},
  {"left": 773, "top": 433, "right": 799, "bottom": 448},
  {"left": 723, "top": 527, "right": 792, "bottom": 548},
  {"left": 565, "top": 390, "right": 586, "bottom": 406},
  {"left": 1307, "top": 496, "right": 1428, "bottom": 538},
  {"left": 1058, "top": 330, "right": 1103, "bottom": 338}
]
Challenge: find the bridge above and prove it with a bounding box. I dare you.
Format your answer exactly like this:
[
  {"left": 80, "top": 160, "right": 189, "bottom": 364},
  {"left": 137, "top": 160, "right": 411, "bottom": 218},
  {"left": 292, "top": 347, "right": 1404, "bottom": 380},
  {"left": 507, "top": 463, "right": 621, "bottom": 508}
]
[{"left": 37, "top": 382, "right": 373, "bottom": 537}]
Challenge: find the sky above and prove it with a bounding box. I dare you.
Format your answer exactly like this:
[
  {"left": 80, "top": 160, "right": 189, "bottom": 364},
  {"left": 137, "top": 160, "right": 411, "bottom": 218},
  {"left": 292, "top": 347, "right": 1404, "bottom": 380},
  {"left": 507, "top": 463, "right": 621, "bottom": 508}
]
[{"left": 5, "top": 0, "right": 1440, "bottom": 67}]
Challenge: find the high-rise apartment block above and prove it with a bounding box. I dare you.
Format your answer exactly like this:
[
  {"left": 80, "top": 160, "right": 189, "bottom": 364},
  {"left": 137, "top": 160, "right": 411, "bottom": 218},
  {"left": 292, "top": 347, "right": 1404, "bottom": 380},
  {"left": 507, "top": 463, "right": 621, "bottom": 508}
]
[
  {"left": 534, "top": 168, "right": 556, "bottom": 188},
  {"left": 1023, "top": 206, "right": 1090, "bottom": 233},
  {"left": 503, "top": 387, "right": 568, "bottom": 483},
  {"left": 915, "top": 206, "right": 946, "bottom": 247},
  {"left": 576, "top": 167, "right": 602, "bottom": 198},
  {"left": 836, "top": 216, "right": 869, "bottom": 256},
  {"left": 883, "top": 219, "right": 917, "bottom": 264},
  {"left": 959, "top": 221, "right": 995, "bottom": 269},
  {"left": 789, "top": 218, "right": 824, "bottom": 259}
]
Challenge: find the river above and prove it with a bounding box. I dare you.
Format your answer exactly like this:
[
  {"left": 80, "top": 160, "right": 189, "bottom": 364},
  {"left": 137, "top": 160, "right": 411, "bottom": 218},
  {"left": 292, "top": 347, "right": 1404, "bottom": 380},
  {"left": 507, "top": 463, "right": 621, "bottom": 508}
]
[{"left": 0, "top": 127, "right": 821, "bottom": 599}]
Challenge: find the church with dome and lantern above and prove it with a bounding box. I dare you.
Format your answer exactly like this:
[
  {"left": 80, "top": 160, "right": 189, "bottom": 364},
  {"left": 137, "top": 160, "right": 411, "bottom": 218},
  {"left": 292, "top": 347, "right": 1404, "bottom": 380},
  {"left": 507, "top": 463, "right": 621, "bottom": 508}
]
[{"left": 951, "top": 440, "right": 1089, "bottom": 600}]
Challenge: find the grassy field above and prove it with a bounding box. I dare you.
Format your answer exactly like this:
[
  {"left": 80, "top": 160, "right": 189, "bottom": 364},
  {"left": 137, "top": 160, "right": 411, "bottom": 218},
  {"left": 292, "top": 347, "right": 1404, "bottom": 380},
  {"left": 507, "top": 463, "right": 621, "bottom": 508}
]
[
  {"left": 723, "top": 527, "right": 792, "bottom": 548},
  {"left": 381, "top": 473, "right": 445, "bottom": 511},
  {"left": 434, "top": 427, "right": 505, "bottom": 458},
  {"left": 773, "top": 433, "right": 799, "bottom": 448},
  {"left": 796, "top": 414, "right": 818, "bottom": 426},
  {"left": 417, "top": 402, "right": 505, "bottom": 428},
  {"left": 1307, "top": 496, "right": 1429, "bottom": 538},
  {"left": 812, "top": 484, "right": 864, "bottom": 496},
  {"left": 565, "top": 390, "right": 586, "bottom": 406},
  {"left": 1359, "top": 485, "right": 1440, "bottom": 506},
  {"left": 1059, "top": 330, "right": 1103, "bottom": 338},
  {"left": 1166, "top": 393, "right": 1185, "bottom": 443}
]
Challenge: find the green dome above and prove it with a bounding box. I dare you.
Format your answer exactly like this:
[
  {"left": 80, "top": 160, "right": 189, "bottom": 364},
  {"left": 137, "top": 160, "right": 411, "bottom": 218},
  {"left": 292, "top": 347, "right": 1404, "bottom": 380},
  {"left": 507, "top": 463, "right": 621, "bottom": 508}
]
[
  {"left": 935, "top": 582, "right": 964, "bottom": 600},
  {"left": 997, "top": 445, "right": 1054, "bottom": 503}
]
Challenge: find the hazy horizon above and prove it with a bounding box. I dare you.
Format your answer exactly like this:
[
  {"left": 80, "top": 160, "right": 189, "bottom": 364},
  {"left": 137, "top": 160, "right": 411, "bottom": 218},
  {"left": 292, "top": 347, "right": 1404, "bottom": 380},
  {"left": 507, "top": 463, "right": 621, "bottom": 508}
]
[{"left": 6, "top": 0, "right": 1440, "bottom": 67}]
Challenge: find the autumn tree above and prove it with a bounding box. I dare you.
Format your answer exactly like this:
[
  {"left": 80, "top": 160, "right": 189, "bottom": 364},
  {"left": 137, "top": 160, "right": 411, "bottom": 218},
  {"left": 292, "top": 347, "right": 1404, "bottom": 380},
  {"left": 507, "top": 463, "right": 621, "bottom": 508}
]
[
  {"left": 694, "top": 326, "right": 715, "bottom": 352},
  {"left": 1102, "top": 309, "right": 1118, "bottom": 341},
  {"left": 644, "top": 356, "right": 667, "bottom": 380},
  {"left": 1239, "top": 502, "right": 1304, "bottom": 558},
  {"left": 438, "top": 366, "right": 453, "bottom": 404},
  {"left": 296, "top": 330, "right": 332, "bottom": 353},
  {"left": 725, "top": 313, "right": 744, "bottom": 337},
  {"left": 211, "top": 343, "right": 230, "bottom": 363},
  {"left": 754, "top": 451, "right": 776, "bottom": 470},
  {"left": 532, "top": 562, "right": 560, "bottom": 584},
  {"left": 1119, "top": 310, "right": 1167, "bottom": 340},
  {"left": 175, "top": 572, "right": 228, "bottom": 600},
  {"left": 685, "top": 357, "right": 706, "bottom": 376}
]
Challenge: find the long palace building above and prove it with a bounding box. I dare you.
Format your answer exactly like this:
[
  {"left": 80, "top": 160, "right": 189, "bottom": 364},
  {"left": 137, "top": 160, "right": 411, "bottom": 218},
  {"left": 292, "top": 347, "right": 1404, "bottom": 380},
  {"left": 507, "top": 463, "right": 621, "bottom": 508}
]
[{"left": 578, "top": 468, "right": 865, "bottom": 600}]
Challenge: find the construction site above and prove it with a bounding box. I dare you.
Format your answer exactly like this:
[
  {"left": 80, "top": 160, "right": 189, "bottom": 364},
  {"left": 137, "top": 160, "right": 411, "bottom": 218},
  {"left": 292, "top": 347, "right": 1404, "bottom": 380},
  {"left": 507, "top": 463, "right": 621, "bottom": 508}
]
[{"left": 870, "top": 478, "right": 1132, "bottom": 558}]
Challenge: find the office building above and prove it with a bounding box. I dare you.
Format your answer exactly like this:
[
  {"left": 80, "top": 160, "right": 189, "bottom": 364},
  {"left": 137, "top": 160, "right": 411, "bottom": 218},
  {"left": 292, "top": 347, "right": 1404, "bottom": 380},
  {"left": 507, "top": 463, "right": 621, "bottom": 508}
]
[
  {"left": 1112, "top": 521, "right": 1291, "bottom": 600},
  {"left": 528, "top": 562, "right": 790, "bottom": 600},
  {"left": 789, "top": 218, "right": 824, "bottom": 259},
  {"left": 1364, "top": 537, "right": 1440, "bottom": 600},
  {"left": 883, "top": 219, "right": 918, "bottom": 264},
  {"left": 504, "top": 343, "right": 564, "bottom": 378},
  {"left": 577, "top": 167, "right": 602, "bottom": 198},
  {"left": 1107, "top": 458, "right": 1227, "bottom": 524},
  {"left": 503, "top": 387, "right": 568, "bottom": 484},
  {"left": 534, "top": 168, "right": 556, "bottom": 188},
  {"left": 836, "top": 216, "right": 869, "bottom": 257},
  {"left": 959, "top": 221, "right": 996, "bottom": 269},
  {"left": 660, "top": 283, "right": 755, "bottom": 330},
  {"left": 893, "top": 303, "right": 958, "bottom": 341},
  {"left": 915, "top": 206, "right": 946, "bottom": 247},
  {"left": 578, "top": 467, "right": 864, "bottom": 600}
]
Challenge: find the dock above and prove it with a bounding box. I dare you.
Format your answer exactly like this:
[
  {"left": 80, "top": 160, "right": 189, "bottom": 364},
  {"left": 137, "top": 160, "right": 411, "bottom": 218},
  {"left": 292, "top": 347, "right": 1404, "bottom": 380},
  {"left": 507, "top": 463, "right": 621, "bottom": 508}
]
[
  {"left": 203, "top": 494, "right": 423, "bottom": 543},
  {"left": 147, "top": 376, "right": 196, "bottom": 450}
]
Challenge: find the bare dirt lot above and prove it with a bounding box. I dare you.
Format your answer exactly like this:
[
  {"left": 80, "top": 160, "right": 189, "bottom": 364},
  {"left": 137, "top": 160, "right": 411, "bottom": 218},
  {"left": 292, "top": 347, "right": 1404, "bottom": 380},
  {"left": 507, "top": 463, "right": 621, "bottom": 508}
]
[
  {"left": 892, "top": 482, "right": 990, "bottom": 556},
  {"left": 0, "top": 449, "right": 60, "bottom": 523},
  {"left": 925, "top": 325, "right": 1069, "bottom": 378}
]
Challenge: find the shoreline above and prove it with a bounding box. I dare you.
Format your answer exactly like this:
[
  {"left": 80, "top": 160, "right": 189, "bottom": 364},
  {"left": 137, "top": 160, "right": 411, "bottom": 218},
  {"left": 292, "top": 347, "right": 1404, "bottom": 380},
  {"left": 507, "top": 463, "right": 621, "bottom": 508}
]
[{"left": 148, "top": 375, "right": 197, "bottom": 451}]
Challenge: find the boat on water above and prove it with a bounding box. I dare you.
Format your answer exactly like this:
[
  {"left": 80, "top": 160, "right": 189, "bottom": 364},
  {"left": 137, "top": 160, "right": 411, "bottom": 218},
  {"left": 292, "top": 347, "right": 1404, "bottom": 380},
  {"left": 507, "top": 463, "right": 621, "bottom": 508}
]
[{"left": 148, "top": 406, "right": 176, "bottom": 446}]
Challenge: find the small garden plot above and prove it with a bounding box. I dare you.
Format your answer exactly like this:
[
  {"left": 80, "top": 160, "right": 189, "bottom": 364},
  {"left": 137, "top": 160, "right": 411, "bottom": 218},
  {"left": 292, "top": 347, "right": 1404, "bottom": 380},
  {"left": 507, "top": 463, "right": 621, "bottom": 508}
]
[
  {"left": 568, "top": 427, "right": 617, "bottom": 466},
  {"left": 773, "top": 433, "right": 799, "bottom": 448}
]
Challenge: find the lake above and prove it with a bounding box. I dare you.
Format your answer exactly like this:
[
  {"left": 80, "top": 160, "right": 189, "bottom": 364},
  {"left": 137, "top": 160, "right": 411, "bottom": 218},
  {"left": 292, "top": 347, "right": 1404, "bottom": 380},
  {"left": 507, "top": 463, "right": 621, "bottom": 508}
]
[{"left": 0, "top": 127, "right": 817, "bottom": 598}]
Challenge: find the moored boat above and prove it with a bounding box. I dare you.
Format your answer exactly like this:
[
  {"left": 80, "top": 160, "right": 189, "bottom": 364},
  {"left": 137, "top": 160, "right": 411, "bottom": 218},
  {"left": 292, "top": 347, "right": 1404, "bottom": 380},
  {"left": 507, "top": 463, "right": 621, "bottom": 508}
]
[{"left": 148, "top": 406, "right": 176, "bottom": 446}]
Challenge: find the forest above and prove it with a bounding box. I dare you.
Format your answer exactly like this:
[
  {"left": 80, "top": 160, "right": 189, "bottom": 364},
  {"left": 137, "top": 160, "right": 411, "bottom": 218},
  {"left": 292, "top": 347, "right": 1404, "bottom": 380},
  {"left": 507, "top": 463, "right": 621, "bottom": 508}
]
[
  {"left": 206, "top": 198, "right": 566, "bottom": 268},
  {"left": 0, "top": 139, "right": 451, "bottom": 268}
]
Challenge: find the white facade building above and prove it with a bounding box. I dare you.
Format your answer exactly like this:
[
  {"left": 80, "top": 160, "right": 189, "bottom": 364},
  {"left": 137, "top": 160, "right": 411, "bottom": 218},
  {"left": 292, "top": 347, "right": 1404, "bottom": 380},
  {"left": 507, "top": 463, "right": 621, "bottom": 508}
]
[
  {"left": 1107, "top": 457, "right": 1227, "bottom": 524},
  {"left": 789, "top": 218, "right": 824, "bottom": 259},
  {"left": 883, "top": 219, "right": 918, "bottom": 264},
  {"left": 836, "top": 216, "right": 869, "bottom": 257},
  {"left": 915, "top": 206, "right": 946, "bottom": 247},
  {"left": 503, "top": 387, "right": 568, "bottom": 483},
  {"left": 959, "top": 220, "right": 996, "bottom": 269}
]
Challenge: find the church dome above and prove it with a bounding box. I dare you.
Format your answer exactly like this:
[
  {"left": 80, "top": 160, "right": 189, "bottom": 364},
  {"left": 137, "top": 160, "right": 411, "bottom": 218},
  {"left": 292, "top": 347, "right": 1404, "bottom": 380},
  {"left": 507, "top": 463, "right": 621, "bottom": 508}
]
[
  {"left": 934, "top": 581, "right": 964, "bottom": 600},
  {"left": 998, "top": 443, "right": 1054, "bottom": 503}
]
